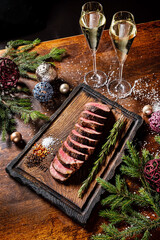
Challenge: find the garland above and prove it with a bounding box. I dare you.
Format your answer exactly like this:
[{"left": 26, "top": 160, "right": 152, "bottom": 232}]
[{"left": 92, "top": 138, "right": 160, "bottom": 240}]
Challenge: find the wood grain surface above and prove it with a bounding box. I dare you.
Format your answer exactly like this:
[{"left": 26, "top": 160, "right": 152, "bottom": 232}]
[{"left": 0, "top": 21, "right": 160, "bottom": 239}]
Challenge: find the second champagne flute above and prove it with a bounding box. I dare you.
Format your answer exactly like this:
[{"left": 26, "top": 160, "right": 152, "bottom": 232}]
[
  {"left": 108, "top": 11, "right": 137, "bottom": 98},
  {"left": 79, "top": 2, "right": 107, "bottom": 88}
]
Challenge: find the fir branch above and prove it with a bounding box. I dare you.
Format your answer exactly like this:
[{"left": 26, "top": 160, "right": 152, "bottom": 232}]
[
  {"left": 121, "top": 141, "right": 153, "bottom": 193},
  {"left": 2, "top": 39, "right": 66, "bottom": 80},
  {"left": 97, "top": 176, "right": 149, "bottom": 210},
  {"left": 0, "top": 94, "right": 49, "bottom": 140},
  {"left": 78, "top": 117, "right": 125, "bottom": 198},
  {"left": 155, "top": 135, "right": 160, "bottom": 144},
  {"left": 93, "top": 140, "right": 160, "bottom": 240}
]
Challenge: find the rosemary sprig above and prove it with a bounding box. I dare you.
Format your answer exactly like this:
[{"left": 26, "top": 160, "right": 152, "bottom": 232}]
[{"left": 78, "top": 117, "right": 125, "bottom": 198}]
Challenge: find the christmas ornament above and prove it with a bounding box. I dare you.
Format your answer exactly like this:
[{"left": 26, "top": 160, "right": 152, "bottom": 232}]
[
  {"left": 142, "top": 105, "right": 152, "bottom": 116},
  {"left": 10, "top": 131, "right": 22, "bottom": 143},
  {"left": 33, "top": 82, "right": 54, "bottom": 102},
  {"left": 59, "top": 83, "right": 70, "bottom": 94},
  {"left": 149, "top": 111, "right": 160, "bottom": 133},
  {"left": 0, "top": 58, "right": 19, "bottom": 89},
  {"left": 36, "top": 62, "right": 57, "bottom": 82},
  {"left": 144, "top": 158, "right": 160, "bottom": 192}
]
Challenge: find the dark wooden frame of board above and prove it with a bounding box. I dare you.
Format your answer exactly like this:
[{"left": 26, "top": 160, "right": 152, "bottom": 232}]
[{"left": 6, "top": 83, "right": 143, "bottom": 225}]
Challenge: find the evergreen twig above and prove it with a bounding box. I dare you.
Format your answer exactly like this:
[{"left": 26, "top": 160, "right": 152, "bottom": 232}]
[
  {"left": 92, "top": 141, "right": 160, "bottom": 240},
  {"left": 2, "top": 38, "right": 66, "bottom": 80},
  {"left": 155, "top": 135, "right": 160, "bottom": 144},
  {"left": 0, "top": 94, "right": 49, "bottom": 141}
]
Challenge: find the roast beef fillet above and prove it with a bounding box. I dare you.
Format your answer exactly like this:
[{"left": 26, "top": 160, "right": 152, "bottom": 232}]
[
  {"left": 70, "top": 129, "right": 98, "bottom": 147},
  {"left": 58, "top": 148, "right": 83, "bottom": 170},
  {"left": 50, "top": 102, "right": 110, "bottom": 182},
  {"left": 67, "top": 135, "right": 95, "bottom": 155},
  {"left": 52, "top": 155, "right": 74, "bottom": 176},
  {"left": 75, "top": 123, "right": 102, "bottom": 140},
  {"left": 84, "top": 102, "right": 110, "bottom": 116},
  {"left": 50, "top": 162, "right": 68, "bottom": 182},
  {"left": 78, "top": 117, "right": 104, "bottom": 131},
  {"left": 80, "top": 110, "right": 107, "bottom": 124},
  {"left": 63, "top": 140, "right": 88, "bottom": 161}
]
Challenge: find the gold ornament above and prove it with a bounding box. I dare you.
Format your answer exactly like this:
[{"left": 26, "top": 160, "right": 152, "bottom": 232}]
[
  {"left": 142, "top": 105, "right": 153, "bottom": 116},
  {"left": 59, "top": 83, "right": 70, "bottom": 94},
  {"left": 10, "top": 132, "right": 22, "bottom": 143}
]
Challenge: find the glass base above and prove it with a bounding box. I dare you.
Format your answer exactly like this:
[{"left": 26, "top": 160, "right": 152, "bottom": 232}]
[
  {"left": 107, "top": 79, "right": 132, "bottom": 99},
  {"left": 84, "top": 70, "right": 108, "bottom": 88}
]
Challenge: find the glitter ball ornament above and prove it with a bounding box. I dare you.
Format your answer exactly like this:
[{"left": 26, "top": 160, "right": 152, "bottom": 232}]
[
  {"left": 0, "top": 58, "right": 19, "bottom": 89},
  {"left": 36, "top": 62, "right": 57, "bottom": 82},
  {"left": 149, "top": 111, "right": 160, "bottom": 133},
  {"left": 144, "top": 159, "right": 160, "bottom": 192},
  {"left": 33, "top": 82, "right": 54, "bottom": 102}
]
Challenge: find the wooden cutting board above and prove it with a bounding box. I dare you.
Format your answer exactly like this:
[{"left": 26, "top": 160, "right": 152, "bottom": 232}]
[{"left": 6, "top": 83, "right": 142, "bottom": 225}]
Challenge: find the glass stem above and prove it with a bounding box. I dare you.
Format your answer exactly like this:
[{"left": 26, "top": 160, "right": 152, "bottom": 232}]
[
  {"left": 92, "top": 50, "right": 97, "bottom": 75},
  {"left": 119, "top": 62, "right": 124, "bottom": 85}
]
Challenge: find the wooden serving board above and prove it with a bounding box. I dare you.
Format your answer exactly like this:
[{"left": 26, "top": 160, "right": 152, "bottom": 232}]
[{"left": 6, "top": 83, "right": 143, "bottom": 225}]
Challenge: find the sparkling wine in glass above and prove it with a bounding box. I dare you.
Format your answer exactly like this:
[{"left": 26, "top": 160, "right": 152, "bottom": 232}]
[
  {"left": 79, "top": 2, "right": 107, "bottom": 88},
  {"left": 108, "top": 11, "right": 137, "bottom": 98}
]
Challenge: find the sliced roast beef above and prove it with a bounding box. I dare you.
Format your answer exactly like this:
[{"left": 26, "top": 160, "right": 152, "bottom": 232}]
[
  {"left": 58, "top": 148, "right": 83, "bottom": 170},
  {"left": 67, "top": 135, "right": 95, "bottom": 155},
  {"left": 63, "top": 140, "right": 88, "bottom": 161},
  {"left": 70, "top": 129, "right": 98, "bottom": 147},
  {"left": 50, "top": 162, "right": 68, "bottom": 181},
  {"left": 84, "top": 102, "right": 110, "bottom": 116},
  {"left": 50, "top": 101, "right": 110, "bottom": 182},
  {"left": 80, "top": 110, "right": 107, "bottom": 124},
  {"left": 78, "top": 117, "right": 104, "bottom": 131},
  {"left": 53, "top": 155, "right": 73, "bottom": 176},
  {"left": 75, "top": 123, "right": 102, "bottom": 140}
]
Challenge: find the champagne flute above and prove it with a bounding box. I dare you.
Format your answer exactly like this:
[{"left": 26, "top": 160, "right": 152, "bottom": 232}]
[
  {"left": 79, "top": 2, "right": 107, "bottom": 88},
  {"left": 107, "top": 11, "right": 137, "bottom": 98}
]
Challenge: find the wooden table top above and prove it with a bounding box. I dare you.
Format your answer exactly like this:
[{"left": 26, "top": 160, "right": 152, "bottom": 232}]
[{"left": 0, "top": 20, "right": 160, "bottom": 240}]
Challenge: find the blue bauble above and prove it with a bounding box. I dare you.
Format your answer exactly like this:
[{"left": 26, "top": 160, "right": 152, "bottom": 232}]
[{"left": 33, "top": 82, "right": 54, "bottom": 102}]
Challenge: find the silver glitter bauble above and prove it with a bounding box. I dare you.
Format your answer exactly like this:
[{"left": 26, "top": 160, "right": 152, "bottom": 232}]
[
  {"left": 36, "top": 63, "right": 57, "bottom": 82},
  {"left": 59, "top": 83, "right": 70, "bottom": 94}
]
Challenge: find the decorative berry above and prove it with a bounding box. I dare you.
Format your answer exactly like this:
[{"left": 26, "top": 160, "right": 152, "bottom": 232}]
[
  {"left": 33, "top": 82, "right": 54, "bottom": 102},
  {"left": 149, "top": 111, "right": 160, "bottom": 133},
  {"left": 0, "top": 58, "right": 19, "bottom": 89},
  {"left": 144, "top": 159, "right": 160, "bottom": 192}
]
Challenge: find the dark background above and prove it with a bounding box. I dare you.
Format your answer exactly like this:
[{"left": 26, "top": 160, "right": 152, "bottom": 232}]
[{"left": 0, "top": 0, "right": 159, "bottom": 49}]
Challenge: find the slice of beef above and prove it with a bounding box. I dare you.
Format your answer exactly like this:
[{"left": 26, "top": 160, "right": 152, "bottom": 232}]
[
  {"left": 58, "top": 148, "right": 83, "bottom": 170},
  {"left": 63, "top": 140, "right": 88, "bottom": 161},
  {"left": 80, "top": 110, "right": 107, "bottom": 124},
  {"left": 70, "top": 129, "right": 98, "bottom": 147},
  {"left": 67, "top": 135, "right": 95, "bottom": 155},
  {"left": 84, "top": 102, "right": 110, "bottom": 116},
  {"left": 52, "top": 155, "right": 74, "bottom": 176},
  {"left": 75, "top": 123, "right": 102, "bottom": 140},
  {"left": 50, "top": 162, "right": 68, "bottom": 181},
  {"left": 78, "top": 117, "right": 104, "bottom": 131}
]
